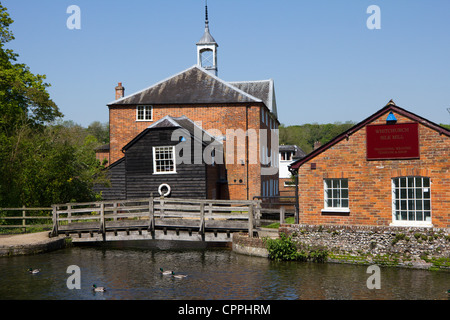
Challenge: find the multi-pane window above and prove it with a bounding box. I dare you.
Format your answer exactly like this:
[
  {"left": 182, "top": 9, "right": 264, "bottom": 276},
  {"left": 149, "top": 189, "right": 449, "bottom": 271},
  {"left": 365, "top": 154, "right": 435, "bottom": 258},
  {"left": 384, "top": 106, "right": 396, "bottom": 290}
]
[
  {"left": 137, "top": 105, "right": 152, "bottom": 121},
  {"left": 153, "top": 146, "right": 176, "bottom": 174},
  {"left": 392, "top": 177, "right": 431, "bottom": 224},
  {"left": 284, "top": 181, "right": 295, "bottom": 187},
  {"left": 280, "top": 151, "right": 293, "bottom": 161},
  {"left": 324, "top": 179, "right": 349, "bottom": 210}
]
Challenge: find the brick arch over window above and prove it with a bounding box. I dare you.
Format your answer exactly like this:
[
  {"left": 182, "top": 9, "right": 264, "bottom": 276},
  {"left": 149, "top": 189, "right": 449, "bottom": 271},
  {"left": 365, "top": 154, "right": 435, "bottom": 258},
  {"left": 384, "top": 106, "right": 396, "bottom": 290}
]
[
  {"left": 322, "top": 172, "right": 348, "bottom": 179},
  {"left": 390, "top": 168, "right": 430, "bottom": 178}
]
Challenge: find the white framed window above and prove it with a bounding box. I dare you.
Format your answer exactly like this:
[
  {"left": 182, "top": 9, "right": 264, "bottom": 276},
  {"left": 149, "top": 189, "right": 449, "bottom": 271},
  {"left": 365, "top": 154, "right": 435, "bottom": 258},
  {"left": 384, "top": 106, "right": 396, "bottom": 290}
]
[
  {"left": 280, "top": 151, "right": 293, "bottom": 161},
  {"left": 152, "top": 146, "right": 176, "bottom": 174},
  {"left": 284, "top": 181, "right": 295, "bottom": 187},
  {"left": 391, "top": 177, "right": 431, "bottom": 227},
  {"left": 136, "top": 105, "right": 153, "bottom": 121},
  {"left": 323, "top": 178, "right": 349, "bottom": 212}
]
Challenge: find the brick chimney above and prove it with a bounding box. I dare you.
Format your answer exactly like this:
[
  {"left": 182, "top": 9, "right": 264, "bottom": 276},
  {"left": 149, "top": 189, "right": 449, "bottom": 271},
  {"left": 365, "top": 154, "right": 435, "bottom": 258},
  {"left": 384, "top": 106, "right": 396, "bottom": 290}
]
[
  {"left": 115, "top": 82, "right": 125, "bottom": 100},
  {"left": 314, "top": 141, "right": 322, "bottom": 150}
]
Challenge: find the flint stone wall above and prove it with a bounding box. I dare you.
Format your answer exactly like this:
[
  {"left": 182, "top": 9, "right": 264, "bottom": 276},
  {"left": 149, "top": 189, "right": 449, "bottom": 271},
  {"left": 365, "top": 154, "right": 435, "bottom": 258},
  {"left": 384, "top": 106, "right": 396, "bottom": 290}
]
[{"left": 279, "top": 224, "right": 450, "bottom": 270}]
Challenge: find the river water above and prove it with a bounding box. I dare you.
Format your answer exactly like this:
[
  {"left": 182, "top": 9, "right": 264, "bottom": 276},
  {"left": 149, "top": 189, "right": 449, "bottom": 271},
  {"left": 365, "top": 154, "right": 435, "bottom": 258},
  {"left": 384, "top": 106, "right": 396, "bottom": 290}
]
[{"left": 0, "top": 241, "right": 448, "bottom": 300}]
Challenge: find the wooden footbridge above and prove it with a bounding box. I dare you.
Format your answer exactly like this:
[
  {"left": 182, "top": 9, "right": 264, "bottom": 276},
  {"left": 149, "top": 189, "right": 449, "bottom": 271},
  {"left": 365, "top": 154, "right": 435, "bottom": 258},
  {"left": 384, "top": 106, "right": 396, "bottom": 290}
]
[{"left": 48, "top": 197, "right": 280, "bottom": 243}]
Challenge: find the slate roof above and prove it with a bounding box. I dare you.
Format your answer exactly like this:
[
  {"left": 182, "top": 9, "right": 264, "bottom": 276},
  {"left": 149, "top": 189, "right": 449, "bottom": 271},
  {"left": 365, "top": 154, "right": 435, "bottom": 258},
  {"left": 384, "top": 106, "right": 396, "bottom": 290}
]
[
  {"left": 229, "top": 79, "right": 277, "bottom": 116},
  {"left": 108, "top": 65, "right": 277, "bottom": 115},
  {"left": 279, "top": 144, "right": 307, "bottom": 160},
  {"left": 95, "top": 143, "right": 110, "bottom": 152}
]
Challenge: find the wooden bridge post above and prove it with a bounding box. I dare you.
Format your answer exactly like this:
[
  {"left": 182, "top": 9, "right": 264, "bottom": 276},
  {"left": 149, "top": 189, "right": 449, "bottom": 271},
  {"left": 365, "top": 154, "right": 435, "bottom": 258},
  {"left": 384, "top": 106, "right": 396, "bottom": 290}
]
[
  {"left": 148, "top": 196, "right": 155, "bottom": 232},
  {"left": 50, "top": 205, "right": 58, "bottom": 237},
  {"left": 113, "top": 202, "right": 118, "bottom": 221},
  {"left": 199, "top": 202, "right": 205, "bottom": 235},
  {"left": 22, "top": 205, "right": 26, "bottom": 233},
  {"left": 160, "top": 197, "right": 165, "bottom": 217},
  {"left": 255, "top": 201, "right": 261, "bottom": 227},
  {"left": 280, "top": 206, "right": 285, "bottom": 225},
  {"left": 99, "top": 203, "right": 106, "bottom": 240},
  {"left": 248, "top": 204, "right": 254, "bottom": 238},
  {"left": 67, "top": 204, "right": 72, "bottom": 224}
]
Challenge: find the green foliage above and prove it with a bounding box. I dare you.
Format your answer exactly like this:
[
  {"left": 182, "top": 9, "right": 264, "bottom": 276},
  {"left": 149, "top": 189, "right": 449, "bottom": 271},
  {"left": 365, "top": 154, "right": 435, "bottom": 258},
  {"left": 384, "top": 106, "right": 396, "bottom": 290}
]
[
  {"left": 279, "top": 121, "right": 356, "bottom": 154},
  {"left": 391, "top": 233, "right": 409, "bottom": 245},
  {"left": 263, "top": 217, "right": 295, "bottom": 229},
  {"left": 264, "top": 233, "right": 301, "bottom": 261},
  {"left": 263, "top": 233, "right": 329, "bottom": 263},
  {"left": 308, "top": 248, "right": 328, "bottom": 263},
  {"left": 86, "top": 121, "right": 109, "bottom": 145},
  {"left": 1, "top": 123, "right": 109, "bottom": 207}
]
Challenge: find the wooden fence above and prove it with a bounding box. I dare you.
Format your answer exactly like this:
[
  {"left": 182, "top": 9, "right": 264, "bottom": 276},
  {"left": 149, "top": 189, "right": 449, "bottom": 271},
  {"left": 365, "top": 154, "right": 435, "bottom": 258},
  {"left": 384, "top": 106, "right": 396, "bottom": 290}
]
[{"left": 0, "top": 207, "right": 53, "bottom": 233}]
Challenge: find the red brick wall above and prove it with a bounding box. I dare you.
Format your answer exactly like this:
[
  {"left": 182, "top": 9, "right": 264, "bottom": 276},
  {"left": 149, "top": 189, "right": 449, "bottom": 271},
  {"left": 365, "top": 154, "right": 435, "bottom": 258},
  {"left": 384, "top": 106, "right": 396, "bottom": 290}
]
[
  {"left": 95, "top": 151, "right": 109, "bottom": 165},
  {"left": 108, "top": 104, "right": 279, "bottom": 200},
  {"left": 296, "top": 111, "right": 450, "bottom": 228},
  {"left": 279, "top": 178, "right": 295, "bottom": 197}
]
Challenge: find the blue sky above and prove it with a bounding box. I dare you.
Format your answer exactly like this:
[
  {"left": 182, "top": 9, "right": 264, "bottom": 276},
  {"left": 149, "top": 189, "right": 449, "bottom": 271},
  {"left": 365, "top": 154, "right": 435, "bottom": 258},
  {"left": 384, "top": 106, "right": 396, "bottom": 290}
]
[{"left": 3, "top": 0, "right": 450, "bottom": 127}]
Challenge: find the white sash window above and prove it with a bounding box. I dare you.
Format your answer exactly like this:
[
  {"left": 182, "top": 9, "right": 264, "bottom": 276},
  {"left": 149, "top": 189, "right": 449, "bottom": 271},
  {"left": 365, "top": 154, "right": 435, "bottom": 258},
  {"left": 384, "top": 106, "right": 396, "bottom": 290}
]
[{"left": 391, "top": 177, "right": 431, "bottom": 227}]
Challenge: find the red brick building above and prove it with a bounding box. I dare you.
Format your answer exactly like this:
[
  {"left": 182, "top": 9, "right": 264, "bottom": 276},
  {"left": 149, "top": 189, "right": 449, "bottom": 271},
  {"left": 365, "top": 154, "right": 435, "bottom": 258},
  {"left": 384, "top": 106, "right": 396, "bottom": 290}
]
[
  {"left": 289, "top": 101, "right": 450, "bottom": 228},
  {"left": 96, "top": 6, "right": 280, "bottom": 201}
]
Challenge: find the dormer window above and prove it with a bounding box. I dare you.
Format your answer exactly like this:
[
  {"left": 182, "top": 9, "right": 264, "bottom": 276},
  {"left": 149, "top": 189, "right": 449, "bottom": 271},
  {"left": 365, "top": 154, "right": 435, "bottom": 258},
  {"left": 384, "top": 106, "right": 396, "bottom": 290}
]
[
  {"left": 280, "top": 151, "right": 293, "bottom": 161},
  {"left": 137, "top": 105, "right": 153, "bottom": 121}
]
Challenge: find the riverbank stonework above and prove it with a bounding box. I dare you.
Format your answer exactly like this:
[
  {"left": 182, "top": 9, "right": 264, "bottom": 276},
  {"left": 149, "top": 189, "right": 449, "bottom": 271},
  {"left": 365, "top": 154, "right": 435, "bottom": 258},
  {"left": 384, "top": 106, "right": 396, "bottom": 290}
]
[
  {"left": 232, "top": 233, "right": 268, "bottom": 258},
  {"left": 0, "top": 232, "right": 67, "bottom": 257},
  {"left": 279, "top": 224, "right": 450, "bottom": 270}
]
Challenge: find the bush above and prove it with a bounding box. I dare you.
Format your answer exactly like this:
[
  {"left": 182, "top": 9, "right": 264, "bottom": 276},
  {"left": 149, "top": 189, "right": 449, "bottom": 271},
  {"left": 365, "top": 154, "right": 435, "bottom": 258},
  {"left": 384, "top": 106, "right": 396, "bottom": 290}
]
[
  {"left": 309, "top": 248, "right": 329, "bottom": 263},
  {"left": 263, "top": 233, "right": 329, "bottom": 263},
  {"left": 264, "top": 233, "right": 300, "bottom": 261}
]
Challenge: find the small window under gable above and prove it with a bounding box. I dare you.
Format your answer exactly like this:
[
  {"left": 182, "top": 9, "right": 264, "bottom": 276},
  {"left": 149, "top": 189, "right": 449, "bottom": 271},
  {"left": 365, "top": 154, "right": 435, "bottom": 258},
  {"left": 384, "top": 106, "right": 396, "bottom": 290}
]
[{"left": 137, "top": 105, "right": 153, "bottom": 121}]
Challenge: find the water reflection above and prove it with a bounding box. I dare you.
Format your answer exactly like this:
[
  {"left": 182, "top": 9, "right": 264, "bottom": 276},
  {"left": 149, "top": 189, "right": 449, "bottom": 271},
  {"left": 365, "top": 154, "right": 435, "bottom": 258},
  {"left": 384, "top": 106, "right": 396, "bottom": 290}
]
[{"left": 0, "top": 241, "right": 448, "bottom": 300}]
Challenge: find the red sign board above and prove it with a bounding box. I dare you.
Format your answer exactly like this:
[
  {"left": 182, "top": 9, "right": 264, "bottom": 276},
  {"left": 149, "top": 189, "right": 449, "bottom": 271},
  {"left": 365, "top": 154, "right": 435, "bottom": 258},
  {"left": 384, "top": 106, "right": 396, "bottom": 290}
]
[{"left": 366, "top": 123, "right": 419, "bottom": 160}]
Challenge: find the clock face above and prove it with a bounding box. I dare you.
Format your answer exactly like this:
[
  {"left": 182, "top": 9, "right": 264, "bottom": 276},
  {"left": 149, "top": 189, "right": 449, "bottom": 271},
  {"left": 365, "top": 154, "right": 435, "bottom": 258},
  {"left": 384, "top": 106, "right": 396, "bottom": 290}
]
[{"left": 201, "top": 49, "right": 214, "bottom": 68}]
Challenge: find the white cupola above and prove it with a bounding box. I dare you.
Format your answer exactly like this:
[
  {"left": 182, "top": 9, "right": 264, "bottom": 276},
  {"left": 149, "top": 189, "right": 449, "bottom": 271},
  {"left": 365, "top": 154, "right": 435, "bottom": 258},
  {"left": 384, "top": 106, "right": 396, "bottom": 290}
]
[{"left": 196, "top": 1, "right": 218, "bottom": 76}]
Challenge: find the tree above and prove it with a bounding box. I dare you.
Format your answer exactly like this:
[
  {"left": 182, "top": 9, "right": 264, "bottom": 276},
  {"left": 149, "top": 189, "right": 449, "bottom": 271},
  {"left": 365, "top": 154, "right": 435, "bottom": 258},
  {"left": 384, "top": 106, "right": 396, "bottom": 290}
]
[
  {"left": 279, "top": 121, "right": 355, "bottom": 154},
  {"left": 0, "top": 4, "right": 107, "bottom": 207},
  {"left": 86, "top": 121, "right": 109, "bottom": 144},
  {"left": 1, "top": 121, "right": 108, "bottom": 207},
  {"left": 0, "top": 4, "right": 61, "bottom": 131}
]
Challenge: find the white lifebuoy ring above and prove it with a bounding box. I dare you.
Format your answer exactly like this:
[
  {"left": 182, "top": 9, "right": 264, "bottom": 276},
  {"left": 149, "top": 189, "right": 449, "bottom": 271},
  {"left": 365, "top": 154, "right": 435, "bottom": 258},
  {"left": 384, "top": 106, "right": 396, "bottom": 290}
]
[{"left": 158, "top": 184, "right": 171, "bottom": 197}]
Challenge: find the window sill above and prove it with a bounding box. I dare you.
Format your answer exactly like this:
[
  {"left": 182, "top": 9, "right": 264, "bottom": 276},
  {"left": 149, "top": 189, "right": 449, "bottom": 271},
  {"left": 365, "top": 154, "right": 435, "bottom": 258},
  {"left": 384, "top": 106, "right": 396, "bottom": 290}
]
[
  {"left": 136, "top": 119, "right": 153, "bottom": 122},
  {"left": 389, "top": 221, "right": 433, "bottom": 228},
  {"left": 152, "top": 172, "right": 177, "bottom": 175},
  {"left": 321, "top": 208, "right": 350, "bottom": 216}
]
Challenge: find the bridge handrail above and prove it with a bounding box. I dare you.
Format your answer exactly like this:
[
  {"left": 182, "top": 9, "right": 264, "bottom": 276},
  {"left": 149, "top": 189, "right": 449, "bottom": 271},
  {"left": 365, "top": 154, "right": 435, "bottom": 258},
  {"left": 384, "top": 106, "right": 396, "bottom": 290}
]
[{"left": 50, "top": 197, "right": 264, "bottom": 238}]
